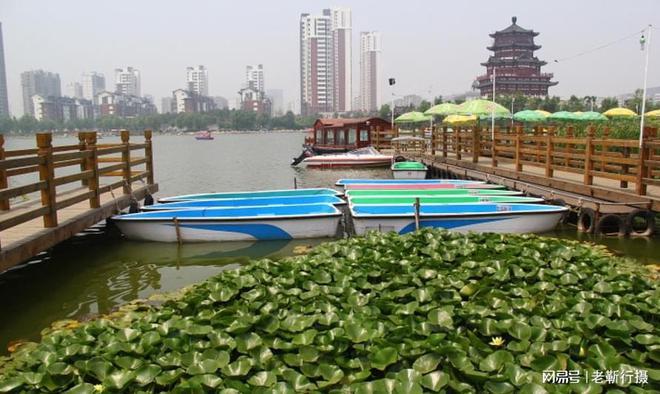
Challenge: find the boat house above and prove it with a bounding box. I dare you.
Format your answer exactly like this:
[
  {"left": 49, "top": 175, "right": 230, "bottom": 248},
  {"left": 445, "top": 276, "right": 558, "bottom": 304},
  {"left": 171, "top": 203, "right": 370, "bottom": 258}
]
[{"left": 306, "top": 117, "right": 393, "bottom": 153}]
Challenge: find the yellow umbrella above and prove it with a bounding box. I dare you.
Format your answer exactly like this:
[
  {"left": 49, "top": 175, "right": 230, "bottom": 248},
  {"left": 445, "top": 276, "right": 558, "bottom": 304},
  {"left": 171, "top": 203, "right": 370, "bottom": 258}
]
[
  {"left": 443, "top": 114, "right": 478, "bottom": 126},
  {"left": 603, "top": 107, "right": 637, "bottom": 118},
  {"left": 535, "top": 110, "right": 551, "bottom": 117},
  {"left": 644, "top": 109, "right": 660, "bottom": 117}
]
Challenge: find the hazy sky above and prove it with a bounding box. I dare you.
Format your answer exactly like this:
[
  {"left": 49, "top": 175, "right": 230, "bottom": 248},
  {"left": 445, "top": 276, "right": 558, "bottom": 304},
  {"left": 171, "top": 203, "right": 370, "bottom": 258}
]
[{"left": 2, "top": 0, "right": 659, "bottom": 115}]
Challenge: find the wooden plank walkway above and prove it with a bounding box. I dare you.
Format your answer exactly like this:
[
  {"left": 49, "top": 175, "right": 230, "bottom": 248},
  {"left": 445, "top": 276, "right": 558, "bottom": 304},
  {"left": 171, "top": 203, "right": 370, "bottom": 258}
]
[{"left": 0, "top": 130, "right": 157, "bottom": 271}]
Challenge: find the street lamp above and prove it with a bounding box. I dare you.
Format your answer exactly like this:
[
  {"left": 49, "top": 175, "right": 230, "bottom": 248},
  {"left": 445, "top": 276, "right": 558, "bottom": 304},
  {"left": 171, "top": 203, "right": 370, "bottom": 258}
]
[
  {"left": 389, "top": 78, "right": 396, "bottom": 130},
  {"left": 639, "top": 25, "right": 652, "bottom": 149}
]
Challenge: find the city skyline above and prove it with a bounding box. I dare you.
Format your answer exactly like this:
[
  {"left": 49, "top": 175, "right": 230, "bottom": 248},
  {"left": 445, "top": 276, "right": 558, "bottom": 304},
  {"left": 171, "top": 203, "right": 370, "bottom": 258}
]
[{"left": 1, "top": 0, "right": 660, "bottom": 116}]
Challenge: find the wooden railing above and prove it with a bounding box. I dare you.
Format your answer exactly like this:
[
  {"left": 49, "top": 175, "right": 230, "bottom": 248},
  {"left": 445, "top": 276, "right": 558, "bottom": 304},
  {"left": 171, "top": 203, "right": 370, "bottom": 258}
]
[
  {"left": 0, "top": 130, "right": 155, "bottom": 247},
  {"left": 371, "top": 127, "right": 398, "bottom": 150},
  {"left": 419, "top": 125, "right": 660, "bottom": 196}
]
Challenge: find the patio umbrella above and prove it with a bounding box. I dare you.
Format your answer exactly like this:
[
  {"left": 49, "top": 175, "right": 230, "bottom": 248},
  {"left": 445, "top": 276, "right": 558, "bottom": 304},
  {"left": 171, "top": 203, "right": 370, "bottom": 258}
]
[
  {"left": 394, "top": 111, "right": 433, "bottom": 123},
  {"left": 535, "top": 110, "right": 552, "bottom": 117},
  {"left": 457, "top": 99, "right": 511, "bottom": 119},
  {"left": 548, "top": 111, "right": 578, "bottom": 121},
  {"left": 443, "top": 114, "right": 478, "bottom": 126},
  {"left": 575, "top": 111, "right": 608, "bottom": 122},
  {"left": 603, "top": 107, "right": 637, "bottom": 118},
  {"left": 424, "top": 103, "right": 460, "bottom": 116},
  {"left": 513, "top": 110, "right": 547, "bottom": 123},
  {"left": 644, "top": 109, "right": 660, "bottom": 117}
]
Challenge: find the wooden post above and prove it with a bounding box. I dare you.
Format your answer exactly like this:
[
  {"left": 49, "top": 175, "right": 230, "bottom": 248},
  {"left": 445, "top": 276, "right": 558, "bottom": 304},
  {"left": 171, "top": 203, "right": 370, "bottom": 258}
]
[
  {"left": 636, "top": 127, "right": 651, "bottom": 195},
  {"left": 85, "top": 132, "right": 100, "bottom": 208},
  {"left": 120, "top": 129, "right": 131, "bottom": 195},
  {"left": 442, "top": 126, "right": 448, "bottom": 158},
  {"left": 78, "top": 132, "right": 89, "bottom": 186},
  {"left": 144, "top": 129, "right": 154, "bottom": 185},
  {"left": 621, "top": 147, "right": 630, "bottom": 188},
  {"left": 545, "top": 127, "right": 555, "bottom": 178},
  {"left": 455, "top": 127, "right": 462, "bottom": 160},
  {"left": 601, "top": 126, "right": 610, "bottom": 172},
  {"left": 565, "top": 126, "right": 574, "bottom": 168},
  {"left": 36, "top": 133, "right": 57, "bottom": 227},
  {"left": 472, "top": 126, "right": 480, "bottom": 163},
  {"left": 430, "top": 126, "right": 436, "bottom": 155},
  {"left": 533, "top": 126, "right": 541, "bottom": 163},
  {"left": 514, "top": 125, "right": 523, "bottom": 172},
  {"left": 584, "top": 126, "right": 595, "bottom": 186},
  {"left": 0, "top": 134, "right": 9, "bottom": 210}
]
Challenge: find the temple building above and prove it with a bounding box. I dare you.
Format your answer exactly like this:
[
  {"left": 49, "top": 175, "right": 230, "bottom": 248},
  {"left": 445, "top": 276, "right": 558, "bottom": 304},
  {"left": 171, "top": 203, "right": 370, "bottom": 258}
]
[{"left": 474, "top": 17, "right": 557, "bottom": 97}]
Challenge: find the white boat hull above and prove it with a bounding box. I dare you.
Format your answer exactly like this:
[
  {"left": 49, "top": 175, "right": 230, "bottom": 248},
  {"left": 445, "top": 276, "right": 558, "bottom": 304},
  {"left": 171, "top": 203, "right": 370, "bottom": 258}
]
[
  {"left": 352, "top": 211, "right": 564, "bottom": 235},
  {"left": 391, "top": 170, "right": 428, "bottom": 179},
  {"left": 115, "top": 216, "right": 341, "bottom": 242},
  {"left": 303, "top": 157, "right": 392, "bottom": 168}
]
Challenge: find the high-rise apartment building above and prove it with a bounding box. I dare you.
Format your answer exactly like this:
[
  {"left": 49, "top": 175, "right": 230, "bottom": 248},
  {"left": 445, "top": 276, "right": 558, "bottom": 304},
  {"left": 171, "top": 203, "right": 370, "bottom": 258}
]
[
  {"left": 21, "top": 70, "right": 61, "bottom": 116},
  {"left": 82, "top": 72, "right": 106, "bottom": 101},
  {"left": 246, "top": 64, "right": 264, "bottom": 93},
  {"left": 360, "top": 31, "right": 381, "bottom": 112},
  {"left": 266, "top": 89, "right": 284, "bottom": 115},
  {"left": 0, "top": 23, "right": 9, "bottom": 116},
  {"left": 115, "top": 67, "right": 141, "bottom": 96},
  {"left": 300, "top": 8, "right": 352, "bottom": 115},
  {"left": 68, "top": 82, "right": 83, "bottom": 99},
  {"left": 186, "top": 65, "right": 208, "bottom": 96}
]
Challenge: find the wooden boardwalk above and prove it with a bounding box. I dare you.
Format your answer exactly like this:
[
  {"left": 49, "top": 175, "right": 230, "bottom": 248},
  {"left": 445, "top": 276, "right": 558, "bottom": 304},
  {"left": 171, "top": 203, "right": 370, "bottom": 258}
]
[{"left": 0, "top": 130, "right": 158, "bottom": 271}]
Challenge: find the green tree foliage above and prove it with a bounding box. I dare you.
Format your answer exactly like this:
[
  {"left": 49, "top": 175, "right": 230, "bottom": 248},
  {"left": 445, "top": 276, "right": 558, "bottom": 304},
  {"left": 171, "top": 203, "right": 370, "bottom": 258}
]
[
  {"left": 433, "top": 96, "right": 443, "bottom": 105},
  {"left": 379, "top": 104, "right": 391, "bottom": 120},
  {"left": 599, "top": 97, "right": 619, "bottom": 112},
  {"left": 417, "top": 100, "right": 431, "bottom": 113},
  {"left": 561, "top": 95, "right": 586, "bottom": 112}
]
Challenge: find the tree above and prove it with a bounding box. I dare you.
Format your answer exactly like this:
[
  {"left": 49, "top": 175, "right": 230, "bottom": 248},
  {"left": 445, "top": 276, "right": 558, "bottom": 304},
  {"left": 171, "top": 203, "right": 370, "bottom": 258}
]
[
  {"left": 599, "top": 97, "right": 619, "bottom": 112},
  {"left": 433, "top": 96, "right": 443, "bottom": 105},
  {"left": 379, "top": 104, "right": 391, "bottom": 120},
  {"left": 562, "top": 95, "right": 585, "bottom": 112},
  {"left": 583, "top": 96, "right": 597, "bottom": 112},
  {"left": 541, "top": 96, "right": 561, "bottom": 112},
  {"left": 0, "top": 116, "right": 15, "bottom": 134},
  {"left": 417, "top": 100, "right": 431, "bottom": 113},
  {"left": 16, "top": 114, "right": 39, "bottom": 133}
]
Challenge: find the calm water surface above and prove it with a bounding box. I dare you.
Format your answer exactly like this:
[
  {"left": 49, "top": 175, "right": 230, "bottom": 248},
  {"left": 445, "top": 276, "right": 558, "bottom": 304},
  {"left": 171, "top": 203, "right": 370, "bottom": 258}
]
[{"left": 0, "top": 132, "right": 657, "bottom": 350}]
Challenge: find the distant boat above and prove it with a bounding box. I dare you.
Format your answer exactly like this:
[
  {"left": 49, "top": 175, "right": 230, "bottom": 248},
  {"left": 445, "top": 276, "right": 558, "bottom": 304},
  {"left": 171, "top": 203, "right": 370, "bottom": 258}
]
[
  {"left": 195, "top": 131, "right": 214, "bottom": 140},
  {"left": 297, "top": 147, "right": 393, "bottom": 168}
]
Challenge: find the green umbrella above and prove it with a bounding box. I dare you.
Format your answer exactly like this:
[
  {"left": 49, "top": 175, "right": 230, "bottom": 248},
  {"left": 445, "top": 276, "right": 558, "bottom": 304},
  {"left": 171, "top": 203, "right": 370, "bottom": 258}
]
[
  {"left": 574, "top": 111, "right": 608, "bottom": 122},
  {"left": 513, "top": 110, "right": 547, "bottom": 123},
  {"left": 424, "top": 103, "right": 459, "bottom": 116},
  {"left": 394, "top": 111, "right": 432, "bottom": 123},
  {"left": 456, "top": 99, "right": 511, "bottom": 119},
  {"left": 548, "top": 111, "right": 578, "bottom": 121}
]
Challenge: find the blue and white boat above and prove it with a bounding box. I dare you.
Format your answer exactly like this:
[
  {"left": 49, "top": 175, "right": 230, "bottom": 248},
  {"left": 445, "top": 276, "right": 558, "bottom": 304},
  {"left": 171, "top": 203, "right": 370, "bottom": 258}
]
[
  {"left": 143, "top": 195, "right": 346, "bottom": 211},
  {"left": 336, "top": 179, "right": 482, "bottom": 186},
  {"left": 112, "top": 204, "right": 343, "bottom": 242},
  {"left": 159, "top": 188, "right": 341, "bottom": 203},
  {"left": 350, "top": 203, "right": 568, "bottom": 235}
]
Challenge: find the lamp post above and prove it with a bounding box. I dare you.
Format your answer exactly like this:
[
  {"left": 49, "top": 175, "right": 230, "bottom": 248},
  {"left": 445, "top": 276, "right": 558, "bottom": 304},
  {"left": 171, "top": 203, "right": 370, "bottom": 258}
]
[
  {"left": 491, "top": 67, "right": 496, "bottom": 141},
  {"left": 639, "top": 25, "right": 652, "bottom": 149},
  {"left": 389, "top": 78, "right": 396, "bottom": 131}
]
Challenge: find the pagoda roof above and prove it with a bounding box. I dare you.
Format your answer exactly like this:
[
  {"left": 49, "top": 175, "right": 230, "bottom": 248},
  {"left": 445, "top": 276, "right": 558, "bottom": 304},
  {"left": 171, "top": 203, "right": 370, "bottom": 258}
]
[
  {"left": 488, "top": 43, "right": 541, "bottom": 51},
  {"left": 489, "top": 16, "right": 539, "bottom": 37},
  {"left": 481, "top": 57, "right": 548, "bottom": 67}
]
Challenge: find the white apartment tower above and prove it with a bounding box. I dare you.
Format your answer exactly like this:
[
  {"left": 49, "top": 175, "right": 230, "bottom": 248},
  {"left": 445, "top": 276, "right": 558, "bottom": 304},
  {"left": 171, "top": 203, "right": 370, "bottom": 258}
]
[
  {"left": 82, "top": 72, "right": 105, "bottom": 101},
  {"left": 186, "top": 65, "right": 208, "bottom": 96},
  {"left": 246, "top": 64, "right": 264, "bottom": 92},
  {"left": 331, "top": 8, "right": 352, "bottom": 113},
  {"left": 299, "top": 8, "right": 353, "bottom": 115},
  {"left": 115, "top": 67, "right": 141, "bottom": 96},
  {"left": 360, "top": 31, "right": 381, "bottom": 112}
]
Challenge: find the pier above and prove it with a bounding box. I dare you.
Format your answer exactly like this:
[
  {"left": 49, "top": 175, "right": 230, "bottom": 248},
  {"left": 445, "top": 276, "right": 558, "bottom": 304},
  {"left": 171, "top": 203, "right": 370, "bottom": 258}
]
[
  {"left": 0, "top": 130, "right": 158, "bottom": 271},
  {"left": 378, "top": 124, "right": 660, "bottom": 221}
]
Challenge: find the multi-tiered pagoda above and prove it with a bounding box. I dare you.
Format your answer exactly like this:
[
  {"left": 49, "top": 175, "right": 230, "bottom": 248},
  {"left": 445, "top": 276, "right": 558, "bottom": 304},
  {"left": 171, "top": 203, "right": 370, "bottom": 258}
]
[{"left": 474, "top": 17, "right": 557, "bottom": 97}]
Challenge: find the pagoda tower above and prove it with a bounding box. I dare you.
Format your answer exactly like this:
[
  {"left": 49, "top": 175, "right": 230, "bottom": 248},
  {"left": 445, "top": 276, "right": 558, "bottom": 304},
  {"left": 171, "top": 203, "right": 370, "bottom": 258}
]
[{"left": 474, "top": 16, "right": 557, "bottom": 97}]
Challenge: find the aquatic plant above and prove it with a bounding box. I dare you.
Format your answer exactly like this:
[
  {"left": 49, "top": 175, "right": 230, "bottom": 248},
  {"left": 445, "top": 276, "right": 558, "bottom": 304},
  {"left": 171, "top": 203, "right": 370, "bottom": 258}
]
[{"left": 0, "top": 229, "right": 658, "bottom": 393}]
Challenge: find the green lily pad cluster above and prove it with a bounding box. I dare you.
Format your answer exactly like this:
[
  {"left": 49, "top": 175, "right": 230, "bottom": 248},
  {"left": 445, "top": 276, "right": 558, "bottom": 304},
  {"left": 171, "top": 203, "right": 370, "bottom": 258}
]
[{"left": 0, "top": 230, "right": 659, "bottom": 393}]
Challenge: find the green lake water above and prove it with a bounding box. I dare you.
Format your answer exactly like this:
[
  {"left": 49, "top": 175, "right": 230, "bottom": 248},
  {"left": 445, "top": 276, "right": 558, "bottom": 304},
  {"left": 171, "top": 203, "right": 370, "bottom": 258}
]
[{"left": 0, "top": 132, "right": 658, "bottom": 352}]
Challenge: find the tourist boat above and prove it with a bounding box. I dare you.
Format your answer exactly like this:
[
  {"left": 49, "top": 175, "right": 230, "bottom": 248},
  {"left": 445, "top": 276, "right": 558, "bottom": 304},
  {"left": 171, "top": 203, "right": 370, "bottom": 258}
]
[
  {"left": 350, "top": 203, "right": 568, "bottom": 235},
  {"left": 195, "top": 131, "right": 214, "bottom": 140},
  {"left": 344, "top": 183, "right": 505, "bottom": 190},
  {"left": 347, "top": 195, "right": 545, "bottom": 205},
  {"left": 297, "top": 147, "right": 393, "bottom": 168},
  {"left": 336, "top": 179, "right": 480, "bottom": 186},
  {"left": 143, "top": 195, "right": 346, "bottom": 211},
  {"left": 112, "top": 204, "right": 343, "bottom": 242},
  {"left": 158, "top": 188, "right": 341, "bottom": 203},
  {"left": 391, "top": 161, "right": 428, "bottom": 179},
  {"left": 345, "top": 189, "right": 523, "bottom": 197}
]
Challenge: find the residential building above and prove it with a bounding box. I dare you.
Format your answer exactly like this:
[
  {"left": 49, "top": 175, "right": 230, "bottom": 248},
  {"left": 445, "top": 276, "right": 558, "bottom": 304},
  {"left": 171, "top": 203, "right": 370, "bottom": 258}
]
[
  {"left": 213, "top": 96, "right": 229, "bottom": 110},
  {"left": 96, "top": 91, "right": 156, "bottom": 117},
  {"left": 300, "top": 8, "right": 353, "bottom": 116},
  {"left": 474, "top": 17, "right": 557, "bottom": 97},
  {"left": 82, "top": 72, "right": 105, "bottom": 101},
  {"left": 21, "top": 70, "right": 61, "bottom": 116},
  {"left": 186, "top": 65, "right": 208, "bottom": 96},
  {"left": 246, "top": 64, "right": 264, "bottom": 93},
  {"left": 68, "top": 82, "right": 83, "bottom": 99},
  {"left": 239, "top": 87, "right": 271, "bottom": 115},
  {"left": 172, "top": 89, "right": 216, "bottom": 113},
  {"left": 161, "top": 97, "right": 173, "bottom": 114},
  {"left": 0, "top": 22, "right": 9, "bottom": 116},
  {"left": 115, "top": 67, "right": 141, "bottom": 96},
  {"left": 266, "top": 89, "right": 284, "bottom": 115},
  {"left": 31, "top": 95, "right": 93, "bottom": 122},
  {"left": 359, "top": 31, "right": 381, "bottom": 112}
]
